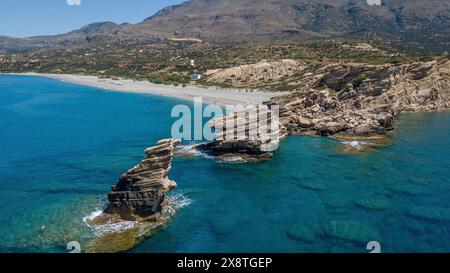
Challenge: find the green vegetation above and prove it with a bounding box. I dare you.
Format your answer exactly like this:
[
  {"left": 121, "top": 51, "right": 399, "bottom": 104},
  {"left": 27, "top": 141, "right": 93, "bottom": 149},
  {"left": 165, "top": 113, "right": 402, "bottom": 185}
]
[
  {"left": 0, "top": 39, "right": 442, "bottom": 91},
  {"left": 352, "top": 75, "right": 367, "bottom": 88},
  {"left": 147, "top": 72, "right": 189, "bottom": 85},
  {"left": 276, "top": 83, "right": 303, "bottom": 92},
  {"left": 312, "top": 78, "right": 326, "bottom": 89}
]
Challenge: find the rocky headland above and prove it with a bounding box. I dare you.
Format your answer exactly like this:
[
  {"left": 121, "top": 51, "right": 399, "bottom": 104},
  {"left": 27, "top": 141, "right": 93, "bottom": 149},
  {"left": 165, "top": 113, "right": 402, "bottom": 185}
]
[
  {"left": 198, "top": 57, "right": 450, "bottom": 160},
  {"left": 268, "top": 57, "right": 449, "bottom": 138},
  {"left": 84, "top": 139, "right": 181, "bottom": 252}
]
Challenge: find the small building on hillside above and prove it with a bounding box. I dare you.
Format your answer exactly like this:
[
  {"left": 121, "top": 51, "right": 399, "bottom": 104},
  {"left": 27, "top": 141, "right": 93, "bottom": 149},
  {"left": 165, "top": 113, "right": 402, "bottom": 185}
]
[{"left": 190, "top": 74, "right": 202, "bottom": 81}]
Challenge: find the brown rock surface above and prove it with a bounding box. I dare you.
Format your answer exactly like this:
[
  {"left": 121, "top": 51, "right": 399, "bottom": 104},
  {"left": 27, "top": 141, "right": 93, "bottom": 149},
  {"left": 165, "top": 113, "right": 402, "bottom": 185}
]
[
  {"left": 84, "top": 138, "right": 181, "bottom": 253},
  {"left": 106, "top": 138, "right": 180, "bottom": 220},
  {"left": 199, "top": 58, "right": 449, "bottom": 159},
  {"left": 198, "top": 105, "right": 281, "bottom": 161},
  {"left": 267, "top": 57, "right": 450, "bottom": 137}
]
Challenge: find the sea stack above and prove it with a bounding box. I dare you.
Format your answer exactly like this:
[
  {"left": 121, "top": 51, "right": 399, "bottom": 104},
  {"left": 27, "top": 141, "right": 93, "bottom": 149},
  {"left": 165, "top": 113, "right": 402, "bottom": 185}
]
[
  {"left": 84, "top": 138, "right": 182, "bottom": 252},
  {"left": 198, "top": 105, "right": 282, "bottom": 162},
  {"left": 106, "top": 138, "right": 181, "bottom": 220}
]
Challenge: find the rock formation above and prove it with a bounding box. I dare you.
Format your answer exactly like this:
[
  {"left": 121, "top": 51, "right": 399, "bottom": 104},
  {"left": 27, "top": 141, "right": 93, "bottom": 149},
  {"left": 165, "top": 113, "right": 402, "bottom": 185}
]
[
  {"left": 267, "top": 57, "right": 450, "bottom": 138},
  {"left": 106, "top": 138, "right": 180, "bottom": 220},
  {"left": 84, "top": 138, "right": 181, "bottom": 253},
  {"left": 206, "top": 59, "right": 307, "bottom": 88},
  {"left": 199, "top": 57, "right": 449, "bottom": 159},
  {"left": 197, "top": 105, "right": 281, "bottom": 162}
]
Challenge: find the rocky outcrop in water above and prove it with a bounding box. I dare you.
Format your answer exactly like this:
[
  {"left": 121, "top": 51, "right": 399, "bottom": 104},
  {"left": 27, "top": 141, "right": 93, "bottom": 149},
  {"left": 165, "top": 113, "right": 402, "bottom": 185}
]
[
  {"left": 105, "top": 138, "right": 180, "bottom": 220},
  {"left": 84, "top": 138, "right": 181, "bottom": 252},
  {"left": 267, "top": 57, "right": 450, "bottom": 138},
  {"left": 199, "top": 58, "right": 449, "bottom": 160},
  {"left": 197, "top": 105, "right": 281, "bottom": 161}
]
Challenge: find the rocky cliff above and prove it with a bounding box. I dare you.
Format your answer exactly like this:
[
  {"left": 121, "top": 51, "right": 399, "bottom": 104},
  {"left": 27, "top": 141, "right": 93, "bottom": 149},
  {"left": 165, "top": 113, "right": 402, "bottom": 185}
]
[
  {"left": 106, "top": 138, "right": 181, "bottom": 220},
  {"left": 199, "top": 57, "right": 449, "bottom": 160},
  {"left": 84, "top": 139, "right": 181, "bottom": 252},
  {"left": 267, "top": 57, "right": 450, "bottom": 138},
  {"left": 198, "top": 105, "right": 281, "bottom": 162}
]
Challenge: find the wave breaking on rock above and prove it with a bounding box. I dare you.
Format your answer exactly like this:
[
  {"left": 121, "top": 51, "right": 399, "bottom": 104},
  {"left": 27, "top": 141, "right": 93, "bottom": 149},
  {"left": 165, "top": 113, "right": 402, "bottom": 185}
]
[{"left": 83, "top": 138, "right": 185, "bottom": 253}]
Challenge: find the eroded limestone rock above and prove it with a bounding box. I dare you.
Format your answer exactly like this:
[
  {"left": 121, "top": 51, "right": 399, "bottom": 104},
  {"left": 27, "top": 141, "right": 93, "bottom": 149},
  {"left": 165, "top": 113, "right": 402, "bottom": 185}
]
[
  {"left": 84, "top": 139, "right": 181, "bottom": 253},
  {"left": 268, "top": 58, "right": 450, "bottom": 138},
  {"left": 197, "top": 105, "right": 282, "bottom": 161},
  {"left": 199, "top": 58, "right": 449, "bottom": 160},
  {"left": 106, "top": 138, "right": 181, "bottom": 220}
]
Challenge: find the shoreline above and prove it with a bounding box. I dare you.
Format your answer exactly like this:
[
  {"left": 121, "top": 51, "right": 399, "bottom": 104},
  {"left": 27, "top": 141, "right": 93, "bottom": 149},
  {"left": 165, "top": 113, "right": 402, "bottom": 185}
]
[{"left": 2, "top": 72, "right": 282, "bottom": 106}]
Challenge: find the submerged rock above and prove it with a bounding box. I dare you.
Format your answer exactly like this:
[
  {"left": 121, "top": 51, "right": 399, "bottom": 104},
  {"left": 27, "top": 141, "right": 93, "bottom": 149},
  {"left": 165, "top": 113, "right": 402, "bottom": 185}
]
[
  {"left": 286, "top": 224, "right": 316, "bottom": 243},
  {"left": 407, "top": 206, "right": 450, "bottom": 222},
  {"left": 288, "top": 175, "right": 326, "bottom": 191},
  {"left": 336, "top": 137, "right": 392, "bottom": 155},
  {"left": 387, "top": 184, "right": 429, "bottom": 196},
  {"left": 321, "top": 220, "right": 381, "bottom": 243},
  {"left": 356, "top": 199, "right": 392, "bottom": 210},
  {"left": 322, "top": 193, "right": 352, "bottom": 209},
  {"left": 297, "top": 180, "right": 326, "bottom": 191}
]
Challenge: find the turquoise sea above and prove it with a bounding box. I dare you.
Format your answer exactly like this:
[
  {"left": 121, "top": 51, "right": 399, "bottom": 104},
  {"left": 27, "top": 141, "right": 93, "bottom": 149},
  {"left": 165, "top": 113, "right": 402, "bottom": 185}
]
[{"left": 0, "top": 75, "right": 449, "bottom": 253}]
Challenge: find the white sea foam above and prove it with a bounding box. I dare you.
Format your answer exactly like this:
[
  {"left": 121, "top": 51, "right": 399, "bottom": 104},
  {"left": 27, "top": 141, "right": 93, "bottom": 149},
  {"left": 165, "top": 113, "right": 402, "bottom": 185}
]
[
  {"left": 163, "top": 193, "right": 193, "bottom": 217},
  {"left": 82, "top": 193, "right": 192, "bottom": 236},
  {"left": 174, "top": 144, "right": 214, "bottom": 159},
  {"left": 83, "top": 213, "right": 139, "bottom": 236},
  {"left": 82, "top": 209, "right": 103, "bottom": 223},
  {"left": 216, "top": 156, "right": 246, "bottom": 163},
  {"left": 344, "top": 141, "right": 363, "bottom": 147},
  {"left": 91, "top": 221, "right": 139, "bottom": 236},
  {"left": 341, "top": 140, "right": 373, "bottom": 150},
  {"left": 170, "top": 193, "right": 193, "bottom": 209},
  {"left": 175, "top": 144, "right": 202, "bottom": 156},
  {"left": 82, "top": 204, "right": 139, "bottom": 235}
]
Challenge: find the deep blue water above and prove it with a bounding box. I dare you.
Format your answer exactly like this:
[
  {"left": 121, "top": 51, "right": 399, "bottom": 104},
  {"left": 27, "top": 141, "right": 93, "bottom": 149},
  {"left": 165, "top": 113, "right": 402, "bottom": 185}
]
[{"left": 0, "top": 75, "right": 449, "bottom": 253}]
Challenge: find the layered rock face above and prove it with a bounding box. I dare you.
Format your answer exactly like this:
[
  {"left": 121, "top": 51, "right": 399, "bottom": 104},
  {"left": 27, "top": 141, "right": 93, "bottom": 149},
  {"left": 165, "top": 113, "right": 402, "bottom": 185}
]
[
  {"left": 267, "top": 58, "right": 450, "bottom": 137},
  {"left": 205, "top": 60, "right": 307, "bottom": 88},
  {"left": 106, "top": 138, "right": 180, "bottom": 220},
  {"left": 83, "top": 139, "right": 183, "bottom": 252},
  {"left": 198, "top": 105, "right": 281, "bottom": 161},
  {"left": 199, "top": 58, "right": 449, "bottom": 160}
]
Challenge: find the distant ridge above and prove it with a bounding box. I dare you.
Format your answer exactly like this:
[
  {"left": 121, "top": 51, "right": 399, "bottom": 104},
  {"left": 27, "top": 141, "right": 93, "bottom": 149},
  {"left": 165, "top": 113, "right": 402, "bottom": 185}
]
[{"left": 1, "top": 0, "right": 449, "bottom": 54}]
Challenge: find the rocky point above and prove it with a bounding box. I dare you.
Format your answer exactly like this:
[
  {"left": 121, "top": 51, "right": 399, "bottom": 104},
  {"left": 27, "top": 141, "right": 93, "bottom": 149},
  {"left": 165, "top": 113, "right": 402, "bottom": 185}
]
[
  {"left": 267, "top": 57, "right": 449, "bottom": 138},
  {"left": 199, "top": 57, "right": 449, "bottom": 160}
]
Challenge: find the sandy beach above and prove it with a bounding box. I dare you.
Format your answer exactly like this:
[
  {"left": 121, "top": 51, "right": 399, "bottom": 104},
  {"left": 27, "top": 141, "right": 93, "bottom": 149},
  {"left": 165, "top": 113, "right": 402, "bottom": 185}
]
[{"left": 7, "top": 73, "right": 281, "bottom": 106}]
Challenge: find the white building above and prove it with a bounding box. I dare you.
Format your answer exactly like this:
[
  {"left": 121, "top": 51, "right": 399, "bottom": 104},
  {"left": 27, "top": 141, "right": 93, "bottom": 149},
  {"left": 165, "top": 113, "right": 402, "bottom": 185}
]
[{"left": 191, "top": 74, "right": 202, "bottom": 81}]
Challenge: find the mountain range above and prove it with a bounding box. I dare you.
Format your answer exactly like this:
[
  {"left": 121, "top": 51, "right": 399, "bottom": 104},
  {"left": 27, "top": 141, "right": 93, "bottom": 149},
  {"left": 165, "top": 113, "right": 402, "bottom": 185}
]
[{"left": 1, "top": 0, "right": 449, "bottom": 54}]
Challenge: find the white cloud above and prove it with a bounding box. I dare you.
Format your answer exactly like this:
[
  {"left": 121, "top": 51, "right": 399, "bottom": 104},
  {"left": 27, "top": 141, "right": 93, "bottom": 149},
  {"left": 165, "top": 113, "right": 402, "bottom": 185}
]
[
  {"left": 366, "top": 0, "right": 382, "bottom": 6},
  {"left": 67, "top": 0, "right": 81, "bottom": 6}
]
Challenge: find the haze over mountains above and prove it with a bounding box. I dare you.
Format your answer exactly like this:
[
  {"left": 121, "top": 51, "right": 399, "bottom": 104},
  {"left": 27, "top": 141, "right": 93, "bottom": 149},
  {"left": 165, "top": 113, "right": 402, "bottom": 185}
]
[{"left": 1, "top": 0, "right": 449, "bottom": 54}]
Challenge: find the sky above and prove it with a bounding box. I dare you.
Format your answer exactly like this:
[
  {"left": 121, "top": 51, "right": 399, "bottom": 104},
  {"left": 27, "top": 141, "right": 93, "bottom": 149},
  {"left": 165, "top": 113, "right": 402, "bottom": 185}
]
[{"left": 0, "top": 0, "right": 186, "bottom": 38}]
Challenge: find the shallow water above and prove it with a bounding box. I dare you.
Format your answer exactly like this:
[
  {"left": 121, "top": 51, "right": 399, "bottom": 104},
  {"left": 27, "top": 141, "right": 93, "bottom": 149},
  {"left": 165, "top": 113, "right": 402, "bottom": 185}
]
[{"left": 0, "top": 75, "right": 449, "bottom": 253}]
